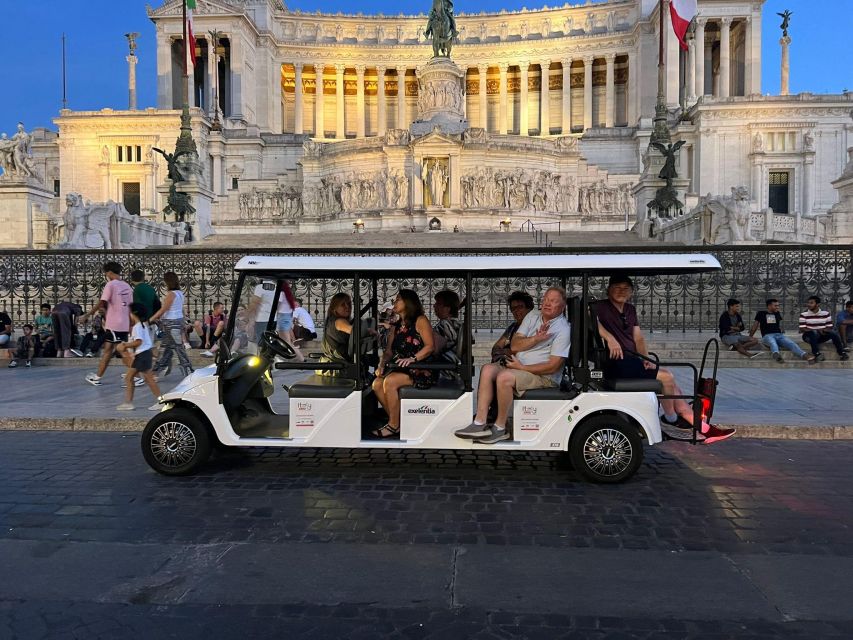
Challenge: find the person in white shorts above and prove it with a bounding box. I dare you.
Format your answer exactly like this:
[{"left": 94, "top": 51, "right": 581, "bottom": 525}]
[{"left": 455, "top": 287, "right": 571, "bottom": 445}]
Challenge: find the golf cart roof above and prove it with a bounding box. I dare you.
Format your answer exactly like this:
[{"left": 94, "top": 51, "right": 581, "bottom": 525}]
[{"left": 234, "top": 254, "right": 721, "bottom": 277}]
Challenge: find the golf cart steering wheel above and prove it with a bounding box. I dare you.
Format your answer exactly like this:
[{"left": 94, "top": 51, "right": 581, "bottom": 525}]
[{"left": 260, "top": 330, "right": 296, "bottom": 360}]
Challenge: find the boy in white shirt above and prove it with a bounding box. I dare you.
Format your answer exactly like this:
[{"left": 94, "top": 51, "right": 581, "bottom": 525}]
[{"left": 116, "top": 303, "right": 162, "bottom": 411}]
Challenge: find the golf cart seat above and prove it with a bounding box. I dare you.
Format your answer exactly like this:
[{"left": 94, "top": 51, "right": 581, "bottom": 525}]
[
  {"left": 605, "top": 378, "right": 663, "bottom": 393},
  {"left": 289, "top": 375, "right": 358, "bottom": 398},
  {"left": 399, "top": 378, "right": 464, "bottom": 400},
  {"left": 521, "top": 387, "right": 575, "bottom": 400}
]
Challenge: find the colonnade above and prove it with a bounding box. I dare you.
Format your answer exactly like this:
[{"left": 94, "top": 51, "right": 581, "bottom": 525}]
[
  {"left": 686, "top": 14, "right": 760, "bottom": 102},
  {"left": 284, "top": 55, "right": 632, "bottom": 139}
]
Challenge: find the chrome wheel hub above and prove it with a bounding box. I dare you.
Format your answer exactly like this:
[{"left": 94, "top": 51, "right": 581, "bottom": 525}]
[
  {"left": 582, "top": 428, "right": 633, "bottom": 477},
  {"left": 150, "top": 421, "right": 197, "bottom": 467}
]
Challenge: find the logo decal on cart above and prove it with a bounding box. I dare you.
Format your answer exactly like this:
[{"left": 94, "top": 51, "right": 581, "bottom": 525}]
[
  {"left": 296, "top": 401, "right": 312, "bottom": 412},
  {"left": 521, "top": 405, "right": 537, "bottom": 416},
  {"left": 407, "top": 405, "right": 436, "bottom": 415}
]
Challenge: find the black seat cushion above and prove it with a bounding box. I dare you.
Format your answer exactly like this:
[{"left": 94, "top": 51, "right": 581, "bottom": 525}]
[
  {"left": 288, "top": 375, "right": 357, "bottom": 398},
  {"left": 399, "top": 380, "right": 464, "bottom": 400},
  {"left": 521, "top": 388, "right": 574, "bottom": 400},
  {"left": 606, "top": 378, "right": 664, "bottom": 393}
]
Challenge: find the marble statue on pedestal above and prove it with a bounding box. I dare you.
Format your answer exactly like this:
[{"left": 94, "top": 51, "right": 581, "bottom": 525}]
[{"left": 0, "top": 123, "right": 41, "bottom": 182}]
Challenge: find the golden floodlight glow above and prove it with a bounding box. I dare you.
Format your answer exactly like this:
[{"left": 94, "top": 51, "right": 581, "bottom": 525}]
[{"left": 249, "top": 356, "right": 261, "bottom": 367}]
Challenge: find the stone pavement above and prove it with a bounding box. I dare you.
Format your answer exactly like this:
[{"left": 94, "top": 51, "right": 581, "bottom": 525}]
[
  {"left": 0, "top": 365, "right": 850, "bottom": 435},
  {"left": 2, "top": 433, "right": 853, "bottom": 638}
]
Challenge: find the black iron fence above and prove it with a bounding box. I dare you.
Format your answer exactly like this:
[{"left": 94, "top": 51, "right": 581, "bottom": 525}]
[{"left": 1, "top": 245, "right": 850, "bottom": 335}]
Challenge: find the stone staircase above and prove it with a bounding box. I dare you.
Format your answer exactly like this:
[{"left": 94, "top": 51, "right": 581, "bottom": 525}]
[{"left": 199, "top": 229, "right": 656, "bottom": 250}]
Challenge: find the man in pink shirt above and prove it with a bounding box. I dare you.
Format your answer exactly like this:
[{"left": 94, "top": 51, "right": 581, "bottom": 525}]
[{"left": 84, "top": 261, "right": 133, "bottom": 386}]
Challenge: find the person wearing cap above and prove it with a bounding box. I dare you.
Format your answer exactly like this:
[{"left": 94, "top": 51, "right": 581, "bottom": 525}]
[{"left": 593, "top": 274, "right": 735, "bottom": 445}]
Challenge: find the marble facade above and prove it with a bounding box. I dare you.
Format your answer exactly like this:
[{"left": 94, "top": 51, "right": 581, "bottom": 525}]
[{"left": 8, "top": 0, "right": 853, "bottom": 243}]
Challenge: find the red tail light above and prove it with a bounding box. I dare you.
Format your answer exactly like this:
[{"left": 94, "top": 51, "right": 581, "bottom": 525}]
[{"left": 700, "top": 396, "right": 713, "bottom": 422}]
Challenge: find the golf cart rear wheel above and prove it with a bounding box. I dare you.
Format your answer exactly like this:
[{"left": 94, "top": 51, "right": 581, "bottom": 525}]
[
  {"left": 141, "top": 408, "right": 212, "bottom": 476},
  {"left": 570, "top": 415, "right": 643, "bottom": 483}
]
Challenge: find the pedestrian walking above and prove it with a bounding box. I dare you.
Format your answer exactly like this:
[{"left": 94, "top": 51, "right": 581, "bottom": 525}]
[
  {"left": 149, "top": 271, "right": 194, "bottom": 378},
  {"left": 116, "top": 303, "right": 162, "bottom": 411},
  {"left": 85, "top": 262, "right": 133, "bottom": 386}
]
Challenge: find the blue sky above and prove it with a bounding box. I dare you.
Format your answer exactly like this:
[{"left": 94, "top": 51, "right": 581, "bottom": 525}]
[{"left": 0, "top": 0, "right": 850, "bottom": 135}]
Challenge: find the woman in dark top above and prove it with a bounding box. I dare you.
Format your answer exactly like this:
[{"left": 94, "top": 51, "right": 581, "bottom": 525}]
[
  {"left": 491, "top": 290, "right": 534, "bottom": 362},
  {"left": 322, "top": 293, "right": 352, "bottom": 364},
  {"left": 371, "top": 289, "right": 435, "bottom": 439}
]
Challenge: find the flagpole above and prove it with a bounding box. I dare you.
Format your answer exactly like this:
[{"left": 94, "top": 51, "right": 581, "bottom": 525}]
[
  {"left": 651, "top": 0, "right": 671, "bottom": 145},
  {"left": 61, "top": 33, "right": 68, "bottom": 111}
]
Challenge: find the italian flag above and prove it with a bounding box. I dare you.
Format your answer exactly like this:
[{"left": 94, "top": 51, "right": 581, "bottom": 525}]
[
  {"left": 669, "top": 0, "right": 697, "bottom": 51},
  {"left": 185, "top": 0, "right": 196, "bottom": 69}
]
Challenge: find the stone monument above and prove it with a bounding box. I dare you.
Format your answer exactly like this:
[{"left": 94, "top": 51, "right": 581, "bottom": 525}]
[
  {"left": 411, "top": 0, "right": 468, "bottom": 137},
  {"left": 828, "top": 147, "right": 853, "bottom": 243},
  {"left": 0, "top": 122, "right": 54, "bottom": 248}
]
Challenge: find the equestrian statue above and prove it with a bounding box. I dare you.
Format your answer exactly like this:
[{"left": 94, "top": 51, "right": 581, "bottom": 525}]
[{"left": 424, "top": 0, "right": 458, "bottom": 58}]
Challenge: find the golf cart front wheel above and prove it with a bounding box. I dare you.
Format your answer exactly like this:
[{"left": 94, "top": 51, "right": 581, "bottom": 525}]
[{"left": 141, "top": 408, "right": 212, "bottom": 476}]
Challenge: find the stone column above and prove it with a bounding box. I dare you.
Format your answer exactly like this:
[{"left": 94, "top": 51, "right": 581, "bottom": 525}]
[
  {"left": 627, "top": 51, "right": 637, "bottom": 126},
  {"left": 519, "top": 62, "right": 529, "bottom": 136},
  {"left": 561, "top": 58, "right": 571, "bottom": 134},
  {"left": 355, "top": 64, "right": 366, "bottom": 138},
  {"left": 694, "top": 18, "right": 706, "bottom": 98},
  {"left": 539, "top": 60, "right": 551, "bottom": 135},
  {"left": 604, "top": 53, "right": 615, "bottom": 128},
  {"left": 686, "top": 36, "right": 696, "bottom": 103},
  {"left": 127, "top": 54, "right": 138, "bottom": 110},
  {"left": 748, "top": 11, "right": 762, "bottom": 95},
  {"left": 780, "top": 35, "right": 792, "bottom": 96},
  {"left": 314, "top": 62, "right": 325, "bottom": 138},
  {"left": 294, "top": 62, "right": 304, "bottom": 134},
  {"left": 397, "top": 67, "right": 407, "bottom": 129},
  {"left": 665, "top": 3, "right": 680, "bottom": 106},
  {"left": 478, "top": 64, "right": 489, "bottom": 130},
  {"left": 335, "top": 64, "right": 345, "bottom": 139},
  {"left": 206, "top": 36, "right": 216, "bottom": 117},
  {"left": 498, "top": 62, "right": 509, "bottom": 135},
  {"left": 583, "top": 56, "right": 593, "bottom": 131},
  {"left": 719, "top": 17, "right": 731, "bottom": 98},
  {"left": 376, "top": 66, "right": 387, "bottom": 136},
  {"left": 803, "top": 146, "right": 815, "bottom": 214}
]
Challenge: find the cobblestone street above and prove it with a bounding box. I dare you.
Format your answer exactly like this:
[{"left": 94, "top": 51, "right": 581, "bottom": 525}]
[{"left": 2, "top": 432, "right": 853, "bottom": 638}]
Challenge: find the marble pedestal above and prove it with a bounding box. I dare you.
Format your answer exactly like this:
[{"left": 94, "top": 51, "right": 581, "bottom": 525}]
[
  {"left": 157, "top": 180, "right": 215, "bottom": 243},
  {"left": 828, "top": 153, "right": 853, "bottom": 243},
  {"left": 0, "top": 180, "right": 56, "bottom": 248},
  {"left": 410, "top": 57, "right": 469, "bottom": 137}
]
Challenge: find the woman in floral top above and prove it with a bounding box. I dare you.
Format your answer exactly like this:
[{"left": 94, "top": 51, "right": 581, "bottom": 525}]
[{"left": 371, "top": 289, "right": 435, "bottom": 439}]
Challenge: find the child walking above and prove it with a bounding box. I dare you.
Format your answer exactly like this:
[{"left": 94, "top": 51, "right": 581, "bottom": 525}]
[{"left": 116, "top": 303, "right": 162, "bottom": 411}]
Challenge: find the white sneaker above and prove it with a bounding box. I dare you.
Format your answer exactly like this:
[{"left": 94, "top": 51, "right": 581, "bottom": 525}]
[
  {"left": 69, "top": 349, "right": 84, "bottom": 357},
  {"left": 184, "top": 343, "right": 192, "bottom": 350},
  {"left": 148, "top": 403, "right": 161, "bottom": 411},
  {"left": 201, "top": 350, "right": 215, "bottom": 357},
  {"left": 85, "top": 373, "right": 102, "bottom": 386},
  {"left": 121, "top": 377, "right": 144, "bottom": 388},
  {"left": 7, "top": 361, "right": 17, "bottom": 368},
  {"left": 84, "top": 351, "right": 94, "bottom": 358},
  {"left": 116, "top": 403, "right": 135, "bottom": 411}
]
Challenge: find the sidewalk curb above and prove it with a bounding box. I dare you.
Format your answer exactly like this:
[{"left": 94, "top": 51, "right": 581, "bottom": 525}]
[{"left": 1, "top": 418, "right": 852, "bottom": 440}]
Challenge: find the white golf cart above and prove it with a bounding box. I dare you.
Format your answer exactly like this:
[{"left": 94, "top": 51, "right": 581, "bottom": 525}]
[{"left": 142, "top": 253, "right": 723, "bottom": 483}]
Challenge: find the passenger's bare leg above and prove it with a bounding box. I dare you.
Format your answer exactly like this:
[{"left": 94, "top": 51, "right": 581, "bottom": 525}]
[
  {"left": 382, "top": 372, "right": 411, "bottom": 429},
  {"left": 656, "top": 368, "right": 680, "bottom": 417},
  {"left": 473, "top": 363, "right": 501, "bottom": 423},
  {"left": 493, "top": 369, "right": 517, "bottom": 428},
  {"left": 372, "top": 376, "right": 387, "bottom": 410}
]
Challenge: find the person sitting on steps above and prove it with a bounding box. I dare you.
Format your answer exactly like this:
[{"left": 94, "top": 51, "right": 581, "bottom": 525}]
[
  {"left": 719, "top": 298, "right": 761, "bottom": 358},
  {"left": 799, "top": 295, "right": 849, "bottom": 362},
  {"left": 749, "top": 299, "right": 815, "bottom": 364}
]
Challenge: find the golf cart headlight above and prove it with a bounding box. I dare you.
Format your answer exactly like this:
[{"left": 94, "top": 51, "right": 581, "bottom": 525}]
[{"left": 248, "top": 356, "right": 261, "bottom": 367}]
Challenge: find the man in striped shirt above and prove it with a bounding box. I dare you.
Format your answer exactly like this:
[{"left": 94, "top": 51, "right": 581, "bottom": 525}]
[{"left": 799, "top": 296, "right": 849, "bottom": 362}]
